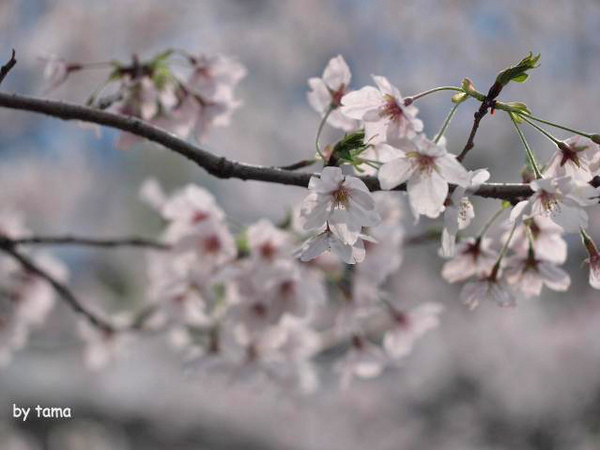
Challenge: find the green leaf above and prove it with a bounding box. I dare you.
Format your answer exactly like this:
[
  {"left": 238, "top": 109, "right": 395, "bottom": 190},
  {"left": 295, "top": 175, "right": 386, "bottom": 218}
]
[
  {"left": 512, "top": 74, "right": 529, "bottom": 83},
  {"left": 495, "top": 52, "right": 541, "bottom": 88}
]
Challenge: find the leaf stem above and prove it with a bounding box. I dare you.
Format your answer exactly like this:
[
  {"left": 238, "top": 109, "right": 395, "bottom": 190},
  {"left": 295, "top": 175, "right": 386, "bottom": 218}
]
[
  {"left": 434, "top": 103, "right": 460, "bottom": 144},
  {"left": 315, "top": 105, "right": 334, "bottom": 160},
  {"left": 509, "top": 112, "right": 543, "bottom": 179},
  {"left": 406, "top": 86, "right": 463, "bottom": 104}
]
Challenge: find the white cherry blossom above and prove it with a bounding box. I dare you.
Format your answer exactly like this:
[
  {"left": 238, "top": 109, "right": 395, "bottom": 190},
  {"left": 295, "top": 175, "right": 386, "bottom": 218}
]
[
  {"left": 301, "top": 166, "right": 380, "bottom": 243},
  {"left": 460, "top": 276, "right": 516, "bottom": 310},
  {"left": 334, "top": 335, "right": 388, "bottom": 389},
  {"left": 383, "top": 302, "right": 443, "bottom": 359},
  {"left": 441, "top": 237, "right": 497, "bottom": 283},
  {"left": 341, "top": 75, "right": 423, "bottom": 144},
  {"left": 544, "top": 136, "right": 599, "bottom": 182},
  {"left": 377, "top": 135, "right": 470, "bottom": 219},
  {"left": 307, "top": 55, "right": 358, "bottom": 131},
  {"left": 506, "top": 216, "right": 567, "bottom": 264},
  {"left": 296, "top": 226, "right": 370, "bottom": 265},
  {"left": 441, "top": 169, "right": 490, "bottom": 257},
  {"left": 505, "top": 251, "right": 570, "bottom": 298},
  {"left": 510, "top": 176, "right": 599, "bottom": 232}
]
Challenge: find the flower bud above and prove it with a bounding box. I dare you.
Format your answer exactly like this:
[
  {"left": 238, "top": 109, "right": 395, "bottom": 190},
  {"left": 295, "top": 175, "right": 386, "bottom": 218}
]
[{"left": 590, "top": 134, "right": 600, "bottom": 145}]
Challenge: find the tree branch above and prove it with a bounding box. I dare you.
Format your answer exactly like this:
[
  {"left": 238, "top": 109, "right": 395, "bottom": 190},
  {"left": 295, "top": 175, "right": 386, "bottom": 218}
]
[
  {"left": 10, "top": 235, "right": 169, "bottom": 250},
  {"left": 0, "top": 91, "right": 579, "bottom": 202},
  {"left": 0, "top": 50, "right": 17, "bottom": 86},
  {"left": 457, "top": 81, "right": 502, "bottom": 163},
  {"left": 0, "top": 240, "right": 114, "bottom": 333}
]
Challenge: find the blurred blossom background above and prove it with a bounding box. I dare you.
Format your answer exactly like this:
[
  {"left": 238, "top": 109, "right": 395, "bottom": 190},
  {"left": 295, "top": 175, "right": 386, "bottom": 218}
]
[{"left": 1, "top": 0, "right": 600, "bottom": 448}]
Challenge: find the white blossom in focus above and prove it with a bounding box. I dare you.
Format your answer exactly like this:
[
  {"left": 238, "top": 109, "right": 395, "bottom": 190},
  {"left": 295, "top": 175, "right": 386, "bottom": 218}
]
[
  {"left": 544, "top": 136, "right": 599, "bottom": 182},
  {"left": 510, "top": 176, "right": 599, "bottom": 232},
  {"left": 307, "top": 55, "right": 358, "bottom": 131},
  {"left": 301, "top": 166, "right": 380, "bottom": 244},
  {"left": 341, "top": 75, "right": 423, "bottom": 144},
  {"left": 377, "top": 136, "right": 470, "bottom": 219},
  {"left": 441, "top": 168, "right": 490, "bottom": 257}
]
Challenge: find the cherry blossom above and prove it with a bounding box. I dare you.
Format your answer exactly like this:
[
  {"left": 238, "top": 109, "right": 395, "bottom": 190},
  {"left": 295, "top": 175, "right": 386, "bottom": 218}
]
[
  {"left": 544, "top": 136, "right": 599, "bottom": 182},
  {"left": 334, "top": 335, "right": 388, "bottom": 389},
  {"left": 377, "top": 135, "right": 470, "bottom": 219},
  {"left": 460, "top": 276, "right": 516, "bottom": 310},
  {"left": 383, "top": 302, "right": 443, "bottom": 359},
  {"left": 441, "top": 237, "right": 498, "bottom": 283},
  {"left": 301, "top": 166, "right": 380, "bottom": 244},
  {"left": 307, "top": 55, "right": 358, "bottom": 131},
  {"left": 296, "top": 226, "right": 370, "bottom": 264},
  {"left": 505, "top": 250, "right": 570, "bottom": 298},
  {"left": 582, "top": 231, "right": 600, "bottom": 290},
  {"left": 78, "top": 313, "right": 134, "bottom": 370},
  {"left": 340, "top": 75, "right": 423, "bottom": 144},
  {"left": 441, "top": 169, "right": 490, "bottom": 257},
  {"left": 246, "top": 219, "right": 293, "bottom": 265},
  {"left": 506, "top": 216, "right": 567, "bottom": 264},
  {"left": 510, "top": 176, "right": 599, "bottom": 232}
]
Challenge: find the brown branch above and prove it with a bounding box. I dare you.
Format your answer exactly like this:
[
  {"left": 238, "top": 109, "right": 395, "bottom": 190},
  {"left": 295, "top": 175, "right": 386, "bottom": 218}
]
[
  {"left": 457, "top": 81, "right": 502, "bottom": 163},
  {"left": 0, "top": 49, "right": 16, "bottom": 86},
  {"left": 0, "top": 91, "right": 544, "bottom": 202},
  {"left": 11, "top": 235, "right": 169, "bottom": 250},
  {"left": 277, "top": 159, "right": 317, "bottom": 171},
  {"left": 0, "top": 239, "right": 114, "bottom": 333}
]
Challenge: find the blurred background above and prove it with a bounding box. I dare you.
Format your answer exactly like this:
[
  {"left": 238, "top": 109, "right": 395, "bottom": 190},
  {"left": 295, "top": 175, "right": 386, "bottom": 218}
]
[{"left": 1, "top": 0, "right": 600, "bottom": 448}]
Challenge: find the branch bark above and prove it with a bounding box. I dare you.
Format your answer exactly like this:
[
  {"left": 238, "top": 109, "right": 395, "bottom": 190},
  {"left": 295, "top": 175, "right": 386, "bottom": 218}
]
[
  {"left": 10, "top": 235, "right": 169, "bottom": 250},
  {"left": 0, "top": 92, "right": 542, "bottom": 201},
  {"left": 0, "top": 50, "right": 17, "bottom": 86}
]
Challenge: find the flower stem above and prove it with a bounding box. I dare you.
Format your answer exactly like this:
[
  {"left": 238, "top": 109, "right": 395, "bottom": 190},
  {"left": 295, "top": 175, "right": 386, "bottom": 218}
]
[
  {"left": 509, "top": 112, "right": 543, "bottom": 179},
  {"left": 315, "top": 105, "right": 334, "bottom": 161},
  {"left": 477, "top": 204, "right": 508, "bottom": 239},
  {"left": 490, "top": 220, "right": 518, "bottom": 280},
  {"left": 515, "top": 112, "right": 593, "bottom": 139},
  {"left": 518, "top": 114, "right": 562, "bottom": 146},
  {"left": 434, "top": 103, "right": 460, "bottom": 144},
  {"left": 405, "top": 86, "right": 463, "bottom": 104}
]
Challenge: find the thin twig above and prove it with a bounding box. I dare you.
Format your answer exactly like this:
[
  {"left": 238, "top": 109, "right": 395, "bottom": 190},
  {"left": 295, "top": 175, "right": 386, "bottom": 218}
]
[
  {"left": 0, "top": 91, "right": 560, "bottom": 202},
  {"left": 0, "top": 241, "right": 114, "bottom": 333},
  {"left": 277, "top": 159, "right": 317, "bottom": 171},
  {"left": 457, "top": 81, "right": 503, "bottom": 163},
  {"left": 11, "top": 235, "right": 169, "bottom": 250},
  {"left": 0, "top": 49, "right": 17, "bottom": 85}
]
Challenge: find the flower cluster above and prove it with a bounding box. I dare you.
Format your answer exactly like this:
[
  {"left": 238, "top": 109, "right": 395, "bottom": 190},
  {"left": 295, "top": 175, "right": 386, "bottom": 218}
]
[
  {"left": 43, "top": 50, "right": 246, "bottom": 148},
  {"left": 303, "top": 55, "right": 600, "bottom": 310},
  {"left": 3, "top": 50, "right": 597, "bottom": 393}
]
